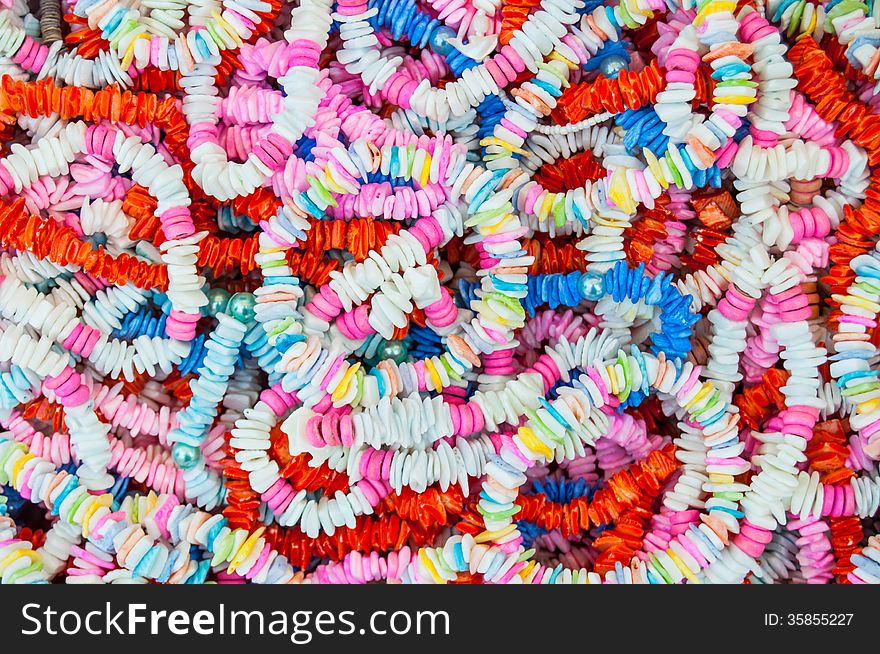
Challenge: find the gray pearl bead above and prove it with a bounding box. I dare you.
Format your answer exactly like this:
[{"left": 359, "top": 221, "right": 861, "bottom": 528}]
[
  {"left": 578, "top": 272, "right": 605, "bottom": 301},
  {"left": 172, "top": 442, "right": 202, "bottom": 469},
  {"left": 599, "top": 55, "right": 628, "bottom": 79}
]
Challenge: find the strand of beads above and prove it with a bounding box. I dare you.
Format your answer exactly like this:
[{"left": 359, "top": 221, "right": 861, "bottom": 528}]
[{"left": 1, "top": 0, "right": 880, "bottom": 586}]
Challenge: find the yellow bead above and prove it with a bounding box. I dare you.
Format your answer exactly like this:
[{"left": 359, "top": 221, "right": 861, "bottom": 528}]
[
  {"left": 858, "top": 397, "right": 880, "bottom": 414},
  {"left": 593, "top": 214, "right": 630, "bottom": 229},
  {"left": 121, "top": 35, "right": 148, "bottom": 70},
  {"left": 145, "top": 492, "right": 158, "bottom": 515},
  {"left": 694, "top": 1, "right": 736, "bottom": 25},
  {"left": 608, "top": 169, "right": 636, "bottom": 214},
  {"left": 481, "top": 210, "right": 514, "bottom": 235},
  {"left": 518, "top": 426, "right": 553, "bottom": 461},
  {"left": 419, "top": 549, "right": 446, "bottom": 583},
  {"left": 805, "top": 9, "right": 817, "bottom": 34},
  {"left": 684, "top": 382, "right": 714, "bottom": 411},
  {"left": 643, "top": 149, "right": 668, "bottom": 189},
  {"left": 10, "top": 453, "right": 34, "bottom": 486},
  {"left": 548, "top": 51, "right": 577, "bottom": 69},
  {"left": 606, "top": 365, "right": 620, "bottom": 395},
  {"left": 475, "top": 524, "right": 517, "bottom": 543},
  {"left": 537, "top": 193, "right": 555, "bottom": 222},
  {"left": 322, "top": 169, "right": 349, "bottom": 194},
  {"left": 419, "top": 154, "right": 431, "bottom": 188},
  {"left": 713, "top": 263, "right": 731, "bottom": 282},
  {"left": 0, "top": 548, "right": 35, "bottom": 575},
  {"left": 628, "top": 0, "right": 652, "bottom": 16},
  {"left": 841, "top": 294, "right": 880, "bottom": 312},
  {"left": 212, "top": 11, "right": 243, "bottom": 46},
  {"left": 479, "top": 136, "right": 526, "bottom": 155},
  {"left": 714, "top": 95, "right": 756, "bottom": 105},
  {"left": 227, "top": 527, "right": 264, "bottom": 574},
  {"left": 519, "top": 560, "right": 538, "bottom": 580},
  {"left": 81, "top": 495, "right": 113, "bottom": 538},
  {"left": 331, "top": 363, "right": 360, "bottom": 402},
  {"left": 424, "top": 358, "right": 444, "bottom": 392},
  {"left": 667, "top": 549, "right": 699, "bottom": 583}
]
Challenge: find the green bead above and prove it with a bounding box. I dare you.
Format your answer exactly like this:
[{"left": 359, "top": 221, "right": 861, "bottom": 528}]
[
  {"left": 172, "top": 442, "right": 201, "bottom": 469},
  {"left": 205, "top": 287, "right": 231, "bottom": 316},
  {"left": 379, "top": 339, "right": 408, "bottom": 364},
  {"left": 228, "top": 292, "right": 256, "bottom": 323},
  {"left": 578, "top": 272, "right": 605, "bottom": 301}
]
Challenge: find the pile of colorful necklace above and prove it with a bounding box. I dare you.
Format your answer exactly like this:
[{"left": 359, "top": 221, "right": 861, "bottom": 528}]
[{"left": 1, "top": 0, "right": 880, "bottom": 585}]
